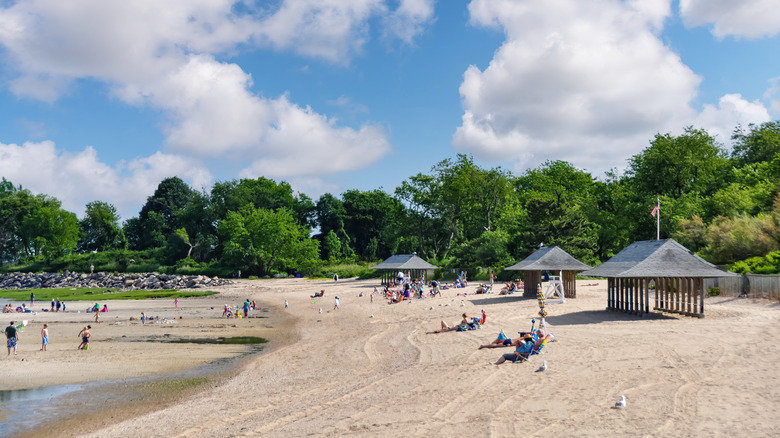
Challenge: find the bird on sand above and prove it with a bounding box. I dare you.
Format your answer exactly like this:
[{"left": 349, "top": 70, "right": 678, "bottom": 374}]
[
  {"left": 614, "top": 395, "right": 626, "bottom": 409},
  {"left": 536, "top": 360, "right": 547, "bottom": 372}
]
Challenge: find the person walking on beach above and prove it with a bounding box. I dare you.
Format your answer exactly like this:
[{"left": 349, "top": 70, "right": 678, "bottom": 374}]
[
  {"left": 140, "top": 312, "right": 146, "bottom": 324},
  {"left": 334, "top": 296, "right": 340, "bottom": 310},
  {"left": 6, "top": 321, "right": 18, "bottom": 355},
  {"left": 174, "top": 298, "right": 179, "bottom": 309},
  {"left": 243, "top": 299, "right": 250, "bottom": 317},
  {"left": 94, "top": 309, "right": 100, "bottom": 324},
  {"left": 78, "top": 326, "right": 91, "bottom": 350},
  {"left": 41, "top": 324, "right": 49, "bottom": 351},
  {"left": 333, "top": 273, "right": 338, "bottom": 282}
]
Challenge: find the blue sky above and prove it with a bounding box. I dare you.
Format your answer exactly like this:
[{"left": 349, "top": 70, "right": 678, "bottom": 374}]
[{"left": 0, "top": 0, "right": 778, "bottom": 221}]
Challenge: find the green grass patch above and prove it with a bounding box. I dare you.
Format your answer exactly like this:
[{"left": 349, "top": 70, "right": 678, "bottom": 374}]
[
  {"left": 0, "top": 287, "right": 217, "bottom": 302},
  {"left": 140, "top": 377, "right": 209, "bottom": 397}
]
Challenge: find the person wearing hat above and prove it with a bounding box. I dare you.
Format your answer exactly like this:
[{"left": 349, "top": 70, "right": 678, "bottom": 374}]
[{"left": 493, "top": 334, "right": 536, "bottom": 365}]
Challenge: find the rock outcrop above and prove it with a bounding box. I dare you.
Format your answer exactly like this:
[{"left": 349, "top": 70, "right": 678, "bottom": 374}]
[{"left": 0, "top": 272, "right": 232, "bottom": 290}]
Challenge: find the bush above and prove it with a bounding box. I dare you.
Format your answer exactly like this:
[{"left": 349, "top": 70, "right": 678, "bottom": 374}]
[{"left": 708, "top": 287, "right": 720, "bottom": 296}]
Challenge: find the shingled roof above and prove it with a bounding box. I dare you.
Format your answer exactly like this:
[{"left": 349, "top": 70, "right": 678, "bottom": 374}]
[
  {"left": 371, "top": 254, "right": 438, "bottom": 270},
  {"left": 581, "top": 239, "right": 737, "bottom": 278},
  {"left": 505, "top": 246, "right": 592, "bottom": 271}
]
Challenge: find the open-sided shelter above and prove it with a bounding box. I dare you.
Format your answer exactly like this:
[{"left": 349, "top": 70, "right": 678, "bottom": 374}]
[
  {"left": 371, "top": 254, "right": 438, "bottom": 285},
  {"left": 581, "top": 239, "right": 737, "bottom": 318},
  {"left": 505, "top": 246, "right": 592, "bottom": 298}
]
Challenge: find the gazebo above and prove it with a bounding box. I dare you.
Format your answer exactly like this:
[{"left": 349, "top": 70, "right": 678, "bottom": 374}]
[
  {"left": 371, "top": 254, "right": 438, "bottom": 285},
  {"left": 505, "top": 246, "right": 592, "bottom": 298},
  {"left": 581, "top": 239, "right": 737, "bottom": 318}
]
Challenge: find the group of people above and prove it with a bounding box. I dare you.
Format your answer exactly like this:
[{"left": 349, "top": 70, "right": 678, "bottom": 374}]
[
  {"left": 5, "top": 321, "right": 89, "bottom": 354},
  {"left": 223, "top": 299, "right": 257, "bottom": 318},
  {"left": 3, "top": 303, "right": 30, "bottom": 313},
  {"left": 50, "top": 297, "right": 66, "bottom": 312},
  {"left": 499, "top": 280, "right": 524, "bottom": 295},
  {"left": 479, "top": 327, "right": 548, "bottom": 365},
  {"left": 382, "top": 278, "right": 449, "bottom": 304},
  {"left": 427, "top": 312, "right": 550, "bottom": 365}
]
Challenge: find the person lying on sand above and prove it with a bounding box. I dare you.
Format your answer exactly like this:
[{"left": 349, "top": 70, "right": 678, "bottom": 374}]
[
  {"left": 427, "top": 313, "right": 469, "bottom": 334},
  {"left": 493, "top": 334, "right": 535, "bottom": 364},
  {"left": 479, "top": 330, "right": 518, "bottom": 349}
]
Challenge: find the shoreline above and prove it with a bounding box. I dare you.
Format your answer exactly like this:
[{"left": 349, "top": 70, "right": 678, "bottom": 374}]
[{"left": 1, "top": 281, "right": 299, "bottom": 437}]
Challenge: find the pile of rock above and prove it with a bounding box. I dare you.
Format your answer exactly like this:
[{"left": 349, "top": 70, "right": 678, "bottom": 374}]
[{"left": 0, "top": 272, "right": 233, "bottom": 291}]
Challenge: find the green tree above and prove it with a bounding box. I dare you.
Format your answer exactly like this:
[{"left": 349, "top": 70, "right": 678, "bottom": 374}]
[
  {"left": 731, "top": 121, "right": 780, "bottom": 166},
  {"left": 218, "top": 206, "right": 320, "bottom": 275},
  {"left": 125, "top": 177, "right": 194, "bottom": 250},
  {"left": 514, "top": 161, "right": 600, "bottom": 264},
  {"left": 342, "top": 189, "right": 401, "bottom": 260},
  {"left": 314, "top": 193, "right": 354, "bottom": 259},
  {"left": 627, "top": 127, "right": 728, "bottom": 198},
  {"left": 77, "top": 201, "right": 126, "bottom": 252}
]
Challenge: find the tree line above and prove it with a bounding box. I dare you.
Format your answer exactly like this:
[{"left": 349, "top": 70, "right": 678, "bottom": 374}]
[{"left": 1, "top": 121, "right": 779, "bottom": 276}]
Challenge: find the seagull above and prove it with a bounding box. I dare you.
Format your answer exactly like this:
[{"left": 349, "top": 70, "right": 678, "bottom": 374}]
[
  {"left": 369, "top": 314, "right": 374, "bottom": 318},
  {"left": 536, "top": 360, "right": 547, "bottom": 372},
  {"left": 615, "top": 395, "right": 626, "bottom": 409},
  {"left": 460, "top": 300, "right": 465, "bottom": 307}
]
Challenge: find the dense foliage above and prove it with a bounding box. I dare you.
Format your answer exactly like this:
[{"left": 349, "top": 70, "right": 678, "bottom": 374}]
[{"left": 2, "top": 121, "right": 780, "bottom": 275}]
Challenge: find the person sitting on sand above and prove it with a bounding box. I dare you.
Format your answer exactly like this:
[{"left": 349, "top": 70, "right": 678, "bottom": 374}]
[
  {"left": 493, "top": 334, "right": 535, "bottom": 364},
  {"left": 427, "top": 313, "right": 469, "bottom": 334}
]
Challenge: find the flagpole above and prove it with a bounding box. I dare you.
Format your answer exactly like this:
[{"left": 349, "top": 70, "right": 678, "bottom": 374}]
[{"left": 656, "top": 197, "right": 660, "bottom": 240}]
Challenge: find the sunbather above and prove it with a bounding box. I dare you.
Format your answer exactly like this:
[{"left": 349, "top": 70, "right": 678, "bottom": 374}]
[
  {"left": 427, "top": 313, "right": 469, "bottom": 334},
  {"left": 478, "top": 330, "right": 519, "bottom": 349},
  {"left": 493, "top": 334, "right": 535, "bottom": 364}
]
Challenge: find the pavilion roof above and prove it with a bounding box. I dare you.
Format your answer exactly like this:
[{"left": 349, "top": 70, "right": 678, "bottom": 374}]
[
  {"left": 505, "top": 246, "right": 592, "bottom": 271},
  {"left": 371, "top": 254, "right": 438, "bottom": 270},
  {"left": 581, "top": 239, "right": 737, "bottom": 278}
]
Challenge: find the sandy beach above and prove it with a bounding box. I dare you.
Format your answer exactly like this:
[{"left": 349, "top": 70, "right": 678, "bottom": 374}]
[{"left": 2, "top": 278, "right": 778, "bottom": 437}]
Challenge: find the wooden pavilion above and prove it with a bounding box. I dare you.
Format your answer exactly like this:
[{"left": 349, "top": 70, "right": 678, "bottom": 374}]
[
  {"left": 505, "top": 246, "right": 592, "bottom": 298},
  {"left": 371, "top": 254, "right": 438, "bottom": 285},
  {"left": 581, "top": 239, "right": 737, "bottom": 318}
]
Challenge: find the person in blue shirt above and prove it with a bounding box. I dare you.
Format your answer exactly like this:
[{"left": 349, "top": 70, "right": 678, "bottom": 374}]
[{"left": 493, "top": 334, "right": 535, "bottom": 364}]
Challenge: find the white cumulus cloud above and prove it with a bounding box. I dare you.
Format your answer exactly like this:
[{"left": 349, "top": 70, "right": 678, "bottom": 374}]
[
  {"left": 0, "top": 141, "right": 212, "bottom": 220},
  {"left": 0, "top": 0, "right": 428, "bottom": 195},
  {"left": 455, "top": 0, "right": 702, "bottom": 173},
  {"left": 694, "top": 94, "right": 772, "bottom": 146},
  {"left": 679, "top": 0, "right": 780, "bottom": 39}
]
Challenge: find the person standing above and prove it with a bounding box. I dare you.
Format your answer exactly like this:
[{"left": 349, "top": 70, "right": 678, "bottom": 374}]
[
  {"left": 30, "top": 293, "right": 35, "bottom": 307},
  {"left": 56, "top": 298, "right": 61, "bottom": 312},
  {"left": 174, "top": 298, "right": 179, "bottom": 309},
  {"left": 78, "top": 326, "right": 91, "bottom": 350},
  {"left": 51, "top": 299, "right": 55, "bottom": 312},
  {"left": 333, "top": 273, "right": 338, "bottom": 282},
  {"left": 41, "top": 324, "right": 49, "bottom": 351},
  {"left": 334, "top": 296, "right": 340, "bottom": 310},
  {"left": 243, "top": 299, "right": 250, "bottom": 317},
  {"left": 5, "top": 321, "right": 18, "bottom": 355},
  {"left": 140, "top": 312, "right": 146, "bottom": 324}
]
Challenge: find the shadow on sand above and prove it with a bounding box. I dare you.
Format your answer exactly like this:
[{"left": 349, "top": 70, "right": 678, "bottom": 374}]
[{"left": 544, "top": 309, "right": 677, "bottom": 326}]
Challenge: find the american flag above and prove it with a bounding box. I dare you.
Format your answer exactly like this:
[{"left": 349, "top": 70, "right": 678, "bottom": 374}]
[{"left": 651, "top": 202, "right": 660, "bottom": 217}]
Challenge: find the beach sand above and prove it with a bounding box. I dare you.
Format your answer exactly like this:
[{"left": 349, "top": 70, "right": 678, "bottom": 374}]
[{"left": 2, "top": 278, "right": 778, "bottom": 437}]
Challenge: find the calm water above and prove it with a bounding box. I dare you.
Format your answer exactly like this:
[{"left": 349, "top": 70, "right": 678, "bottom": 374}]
[{"left": 0, "top": 336, "right": 267, "bottom": 437}]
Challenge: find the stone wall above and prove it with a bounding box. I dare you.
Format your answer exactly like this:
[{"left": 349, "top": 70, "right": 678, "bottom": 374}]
[{"left": 0, "top": 272, "right": 233, "bottom": 291}]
